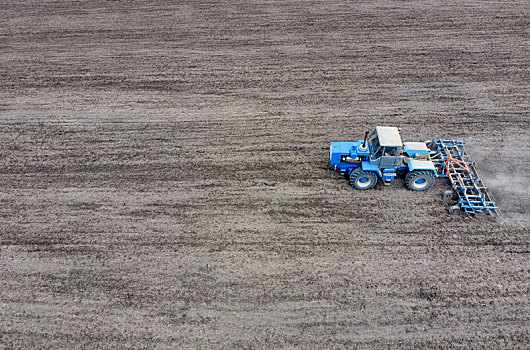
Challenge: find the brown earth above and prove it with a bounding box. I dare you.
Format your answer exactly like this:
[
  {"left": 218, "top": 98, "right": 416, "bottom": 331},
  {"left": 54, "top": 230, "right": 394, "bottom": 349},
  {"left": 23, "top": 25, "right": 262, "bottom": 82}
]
[{"left": 1, "top": 1, "right": 529, "bottom": 349}]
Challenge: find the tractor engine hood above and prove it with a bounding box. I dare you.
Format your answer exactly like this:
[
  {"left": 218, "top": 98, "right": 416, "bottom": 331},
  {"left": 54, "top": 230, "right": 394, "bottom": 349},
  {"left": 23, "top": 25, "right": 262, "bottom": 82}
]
[{"left": 329, "top": 140, "right": 370, "bottom": 168}]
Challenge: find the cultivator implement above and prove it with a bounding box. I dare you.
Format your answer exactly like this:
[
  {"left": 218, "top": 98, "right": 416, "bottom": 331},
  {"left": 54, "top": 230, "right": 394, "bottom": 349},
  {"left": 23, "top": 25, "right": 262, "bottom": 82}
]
[{"left": 430, "top": 139, "right": 500, "bottom": 216}]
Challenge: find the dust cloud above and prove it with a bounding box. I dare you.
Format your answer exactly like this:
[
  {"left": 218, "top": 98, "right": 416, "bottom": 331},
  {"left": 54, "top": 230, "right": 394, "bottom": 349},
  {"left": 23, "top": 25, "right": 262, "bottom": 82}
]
[{"left": 467, "top": 133, "right": 530, "bottom": 226}]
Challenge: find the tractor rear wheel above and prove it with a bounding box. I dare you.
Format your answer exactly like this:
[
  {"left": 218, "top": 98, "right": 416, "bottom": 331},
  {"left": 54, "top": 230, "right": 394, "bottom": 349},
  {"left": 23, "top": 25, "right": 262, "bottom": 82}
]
[
  {"left": 350, "top": 169, "right": 377, "bottom": 190},
  {"left": 405, "top": 170, "right": 435, "bottom": 191}
]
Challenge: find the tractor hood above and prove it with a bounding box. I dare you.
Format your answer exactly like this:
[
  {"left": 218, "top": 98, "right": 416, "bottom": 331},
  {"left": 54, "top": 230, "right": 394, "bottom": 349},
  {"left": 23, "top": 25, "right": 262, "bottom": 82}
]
[{"left": 330, "top": 140, "right": 369, "bottom": 168}]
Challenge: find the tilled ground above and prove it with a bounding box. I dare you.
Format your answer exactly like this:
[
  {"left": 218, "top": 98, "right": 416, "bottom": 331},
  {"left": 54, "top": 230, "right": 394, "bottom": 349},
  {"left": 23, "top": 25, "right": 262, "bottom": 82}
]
[{"left": 1, "top": 1, "right": 529, "bottom": 349}]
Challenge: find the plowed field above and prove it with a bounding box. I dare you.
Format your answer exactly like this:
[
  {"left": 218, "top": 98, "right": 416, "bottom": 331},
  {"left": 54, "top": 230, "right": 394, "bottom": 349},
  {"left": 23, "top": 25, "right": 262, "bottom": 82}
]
[{"left": 1, "top": 1, "right": 529, "bottom": 348}]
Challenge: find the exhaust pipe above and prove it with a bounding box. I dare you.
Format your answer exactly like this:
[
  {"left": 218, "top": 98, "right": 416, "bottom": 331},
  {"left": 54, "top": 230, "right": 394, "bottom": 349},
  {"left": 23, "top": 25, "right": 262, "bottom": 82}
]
[{"left": 359, "top": 131, "right": 369, "bottom": 151}]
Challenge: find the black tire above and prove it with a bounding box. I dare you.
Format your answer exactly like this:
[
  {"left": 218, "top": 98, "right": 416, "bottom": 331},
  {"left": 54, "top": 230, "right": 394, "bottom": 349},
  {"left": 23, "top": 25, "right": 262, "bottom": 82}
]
[
  {"left": 350, "top": 169, "right": 377, "bottom": 190},
  {"left": 449, "top": 204, "right": 461, "bottom": 215},
  {"left": 405, "top": 170, "right": 435, "bottom": 191},
  {"left": 442, "top": 189, "right": 455, "bottom": 200}
]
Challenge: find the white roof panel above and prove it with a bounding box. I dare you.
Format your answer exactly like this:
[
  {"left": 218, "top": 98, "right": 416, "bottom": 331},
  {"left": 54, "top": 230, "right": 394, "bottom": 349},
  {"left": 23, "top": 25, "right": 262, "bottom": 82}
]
[{"left": 376, "top": 126, "right": 402, "bottom": 147}]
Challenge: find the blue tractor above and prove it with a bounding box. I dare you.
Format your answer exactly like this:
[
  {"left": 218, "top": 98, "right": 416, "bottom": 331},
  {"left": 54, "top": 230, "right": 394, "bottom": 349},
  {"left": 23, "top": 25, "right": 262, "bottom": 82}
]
[{"left": 330, "top": 126, "right": 437, "bottom": 191}]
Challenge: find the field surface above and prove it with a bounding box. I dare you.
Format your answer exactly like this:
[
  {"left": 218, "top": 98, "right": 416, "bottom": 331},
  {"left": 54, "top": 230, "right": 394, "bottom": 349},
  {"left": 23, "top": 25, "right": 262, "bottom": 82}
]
[{"left": 1, "top": 1, "right": 529, "bottom": 349}]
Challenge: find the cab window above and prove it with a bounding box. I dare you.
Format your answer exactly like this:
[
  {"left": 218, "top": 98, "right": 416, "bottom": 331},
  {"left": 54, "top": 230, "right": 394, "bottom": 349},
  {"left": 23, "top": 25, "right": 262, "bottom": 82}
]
[
  {"left": 373, "top": 147, "right": 383, "bottom": 159},
  {"left": 384, "top": 147, "right": 397, "bottom": 156},
  {"left": 369, "top": 133, "right": 380, "bottom": 154}
]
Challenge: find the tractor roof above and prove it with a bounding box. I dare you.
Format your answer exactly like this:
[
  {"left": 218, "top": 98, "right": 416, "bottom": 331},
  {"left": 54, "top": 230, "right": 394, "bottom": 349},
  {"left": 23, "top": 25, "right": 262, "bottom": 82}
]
[{"left": 376, "top": 126, "right": 402, "bottom": 147}]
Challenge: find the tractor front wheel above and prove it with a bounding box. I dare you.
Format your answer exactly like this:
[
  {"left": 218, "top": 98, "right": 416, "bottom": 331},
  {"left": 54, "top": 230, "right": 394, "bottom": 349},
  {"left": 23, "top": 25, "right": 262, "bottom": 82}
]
[
  {"left": 405, "top": 170, "right": 435, "bottom": 191},
  {"left": 350, "top": 169, "right": 377, "bottom": 190}
]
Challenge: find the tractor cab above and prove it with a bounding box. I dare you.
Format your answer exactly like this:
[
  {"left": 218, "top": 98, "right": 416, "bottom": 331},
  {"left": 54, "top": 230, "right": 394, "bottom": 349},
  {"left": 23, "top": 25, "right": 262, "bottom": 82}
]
[{"left": 368, "top": 126, "right": 403, "bottom": 169}]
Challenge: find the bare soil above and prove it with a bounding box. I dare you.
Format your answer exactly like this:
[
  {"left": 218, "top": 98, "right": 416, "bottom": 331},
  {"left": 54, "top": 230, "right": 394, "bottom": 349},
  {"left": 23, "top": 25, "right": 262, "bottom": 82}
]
[{"left": 1, "top": 1, "right": 529, "bottom": 349}]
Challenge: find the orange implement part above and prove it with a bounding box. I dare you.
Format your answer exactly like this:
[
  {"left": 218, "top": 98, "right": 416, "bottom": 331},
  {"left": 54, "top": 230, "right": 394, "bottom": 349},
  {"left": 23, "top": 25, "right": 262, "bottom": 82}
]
[{"left": 444, "top": 156, "right": 473, "bottom": 176}]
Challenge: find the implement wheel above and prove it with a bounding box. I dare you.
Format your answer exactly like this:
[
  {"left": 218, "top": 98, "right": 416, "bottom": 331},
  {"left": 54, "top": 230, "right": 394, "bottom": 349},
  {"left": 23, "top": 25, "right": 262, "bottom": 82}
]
[
  {"left": 443, "top": 189, "right": 455, "bottom": 200},
  {"left": 350, "top": 169, "right": 377, "bottom": 190},
  {"left": 405, "top": 170, "right": 435, "bottom": 191},
  {"left": 449, "top": 204, "right": 461, "bottom": 215}
]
